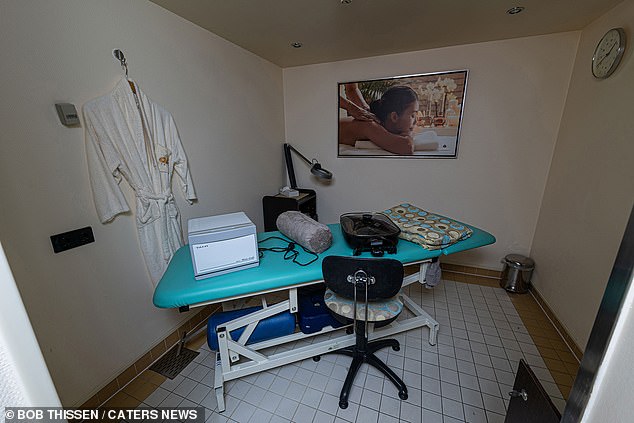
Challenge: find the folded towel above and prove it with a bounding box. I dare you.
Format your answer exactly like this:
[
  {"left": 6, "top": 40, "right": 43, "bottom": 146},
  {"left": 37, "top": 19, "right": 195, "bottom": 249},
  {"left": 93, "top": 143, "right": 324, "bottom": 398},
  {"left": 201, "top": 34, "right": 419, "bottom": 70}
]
[{"left": 383, "top": 203, "right": 473, "bottom": 250}]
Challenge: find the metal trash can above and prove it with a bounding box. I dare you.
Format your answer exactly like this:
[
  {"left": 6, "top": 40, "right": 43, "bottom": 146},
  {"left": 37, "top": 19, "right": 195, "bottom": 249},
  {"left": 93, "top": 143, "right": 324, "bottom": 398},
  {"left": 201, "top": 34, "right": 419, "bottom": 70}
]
[{"left": 500, "top": 254, "right": 535, "bottom": 293}]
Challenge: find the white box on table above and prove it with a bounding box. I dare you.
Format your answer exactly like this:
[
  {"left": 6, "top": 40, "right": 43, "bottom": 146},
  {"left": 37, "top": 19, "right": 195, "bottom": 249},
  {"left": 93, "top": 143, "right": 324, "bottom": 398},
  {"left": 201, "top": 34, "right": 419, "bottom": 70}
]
[{"left": 188, "top": 212, "right": 259, "bottom": 280}]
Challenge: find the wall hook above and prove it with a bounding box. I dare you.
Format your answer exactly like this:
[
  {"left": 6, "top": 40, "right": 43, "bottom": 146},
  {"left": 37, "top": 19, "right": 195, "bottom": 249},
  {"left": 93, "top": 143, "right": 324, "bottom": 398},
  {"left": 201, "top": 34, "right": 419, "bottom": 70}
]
[{"left": 112, "top": 49, "right": 128, "bottom": 78}]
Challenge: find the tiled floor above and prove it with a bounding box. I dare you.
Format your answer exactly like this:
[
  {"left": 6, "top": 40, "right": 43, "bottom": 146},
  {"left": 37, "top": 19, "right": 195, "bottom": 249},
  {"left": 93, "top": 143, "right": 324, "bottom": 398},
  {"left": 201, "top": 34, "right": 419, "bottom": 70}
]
[{"left": 109, "top": 279, "right": 579, "bottom": 422}]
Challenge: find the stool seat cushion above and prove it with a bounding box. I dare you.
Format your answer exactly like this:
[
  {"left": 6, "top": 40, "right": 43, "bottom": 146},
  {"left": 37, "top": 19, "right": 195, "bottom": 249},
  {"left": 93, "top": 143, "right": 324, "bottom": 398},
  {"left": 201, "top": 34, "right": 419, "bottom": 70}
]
[{"left": 324, "top": 288, "right": 403, "bottom": 321}]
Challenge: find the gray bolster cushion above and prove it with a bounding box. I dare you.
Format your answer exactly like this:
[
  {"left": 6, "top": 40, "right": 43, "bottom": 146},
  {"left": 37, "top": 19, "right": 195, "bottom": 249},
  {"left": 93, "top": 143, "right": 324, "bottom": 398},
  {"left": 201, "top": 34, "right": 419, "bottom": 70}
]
[{"left": 276, "top": 211, "right": 333, "bottom": 254}]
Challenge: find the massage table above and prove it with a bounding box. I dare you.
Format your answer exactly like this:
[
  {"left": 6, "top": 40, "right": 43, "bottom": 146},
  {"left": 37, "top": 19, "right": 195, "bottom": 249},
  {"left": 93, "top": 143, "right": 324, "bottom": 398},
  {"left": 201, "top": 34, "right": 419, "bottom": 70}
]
[{"left": 153, "top": 223, "right": 495, "bottom": 412}]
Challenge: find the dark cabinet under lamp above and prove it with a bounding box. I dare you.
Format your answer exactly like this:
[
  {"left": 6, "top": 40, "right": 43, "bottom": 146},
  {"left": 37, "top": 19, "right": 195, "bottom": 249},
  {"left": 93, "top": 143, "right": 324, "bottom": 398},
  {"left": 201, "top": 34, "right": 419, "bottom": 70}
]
[{"left": 262, "top": 189, "right": 317, "bottom": 232}]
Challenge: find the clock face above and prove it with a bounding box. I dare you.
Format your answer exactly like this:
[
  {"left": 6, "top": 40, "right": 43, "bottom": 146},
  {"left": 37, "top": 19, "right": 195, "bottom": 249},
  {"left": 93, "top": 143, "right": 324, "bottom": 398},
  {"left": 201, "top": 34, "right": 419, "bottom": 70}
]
[{"left": 592, "top": 28, "right": 626, "bottom": 79}]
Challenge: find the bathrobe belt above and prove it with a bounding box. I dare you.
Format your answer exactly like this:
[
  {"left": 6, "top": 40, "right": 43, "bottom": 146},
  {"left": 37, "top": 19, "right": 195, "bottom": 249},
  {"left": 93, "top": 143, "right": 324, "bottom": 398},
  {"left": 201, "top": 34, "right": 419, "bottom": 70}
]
[{"left": 136, "top": 189, "right": 179, "bottom": 260}]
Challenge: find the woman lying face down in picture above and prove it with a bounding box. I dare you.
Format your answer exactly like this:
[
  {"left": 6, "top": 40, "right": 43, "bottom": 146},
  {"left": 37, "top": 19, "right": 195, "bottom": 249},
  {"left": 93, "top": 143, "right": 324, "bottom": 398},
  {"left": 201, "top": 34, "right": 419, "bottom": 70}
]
[{"left": 339, "top": 84, "right": 419, "bottom": 155}]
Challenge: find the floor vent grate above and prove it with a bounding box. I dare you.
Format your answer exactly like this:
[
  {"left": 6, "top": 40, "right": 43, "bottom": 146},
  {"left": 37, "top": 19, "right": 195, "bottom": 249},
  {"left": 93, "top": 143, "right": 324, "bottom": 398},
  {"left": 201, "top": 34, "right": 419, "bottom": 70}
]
[{"left": 149, "top": 346, "right": 199, "bottom": 379}]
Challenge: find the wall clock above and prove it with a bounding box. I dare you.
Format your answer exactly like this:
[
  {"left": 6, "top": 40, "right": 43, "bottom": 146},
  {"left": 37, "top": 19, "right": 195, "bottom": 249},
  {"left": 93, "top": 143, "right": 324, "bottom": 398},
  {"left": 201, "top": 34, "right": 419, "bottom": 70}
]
[{"left": 592, "top": 27, "right": 626, "bottom": 79}]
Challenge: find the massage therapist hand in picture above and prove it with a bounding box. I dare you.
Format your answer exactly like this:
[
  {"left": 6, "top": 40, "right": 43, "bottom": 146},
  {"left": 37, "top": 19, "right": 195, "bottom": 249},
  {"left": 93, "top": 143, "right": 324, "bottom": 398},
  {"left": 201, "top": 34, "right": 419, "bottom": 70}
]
[
  {"left": 339, "top": 84, "right": 419, "bottom": 155},
  {"left": 339, "top": 83, "right": 380, "bottom": 122}
]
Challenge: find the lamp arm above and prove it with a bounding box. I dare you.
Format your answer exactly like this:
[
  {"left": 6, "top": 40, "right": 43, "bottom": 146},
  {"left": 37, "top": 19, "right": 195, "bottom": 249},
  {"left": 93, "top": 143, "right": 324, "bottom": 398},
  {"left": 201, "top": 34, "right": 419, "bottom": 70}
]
[
  {"left": 283, "top": 143, "right": 298, "bottom": 189},
  {"left": 283, "top": 143, "right": 331, "bottom": 189},
  {"left": 285, "top": 143, "right": 313, "bottom": 166}
]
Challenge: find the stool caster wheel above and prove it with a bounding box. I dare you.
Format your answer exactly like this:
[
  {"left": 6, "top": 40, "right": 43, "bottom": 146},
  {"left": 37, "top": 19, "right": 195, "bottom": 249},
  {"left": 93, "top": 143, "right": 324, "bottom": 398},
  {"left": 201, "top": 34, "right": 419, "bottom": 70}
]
[
  {"left": 339, "top": 400, "right": 348, "bottom": 409},
  {"left": 399, "top": 391, "right": 408, "bottom": 400},
  {"left": 392, "top": 345, "right": 400, "bottom": 352},
  {"left": 313, "top": 356, "right": 321, "bottom": 362}
]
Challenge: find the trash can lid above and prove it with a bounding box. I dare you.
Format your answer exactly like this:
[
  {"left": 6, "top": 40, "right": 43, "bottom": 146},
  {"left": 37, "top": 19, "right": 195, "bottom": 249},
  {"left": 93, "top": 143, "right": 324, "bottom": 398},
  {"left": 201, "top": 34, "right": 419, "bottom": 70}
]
[{"left": 504, "top": 254, "right": 535, "bottom": 269}]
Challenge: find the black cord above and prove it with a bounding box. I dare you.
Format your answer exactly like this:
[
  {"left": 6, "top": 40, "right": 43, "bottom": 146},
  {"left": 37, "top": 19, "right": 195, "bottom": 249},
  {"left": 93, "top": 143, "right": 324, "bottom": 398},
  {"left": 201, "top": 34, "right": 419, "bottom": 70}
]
[{"left": 258, "top": 236, "right": 318, "bottom": 266}]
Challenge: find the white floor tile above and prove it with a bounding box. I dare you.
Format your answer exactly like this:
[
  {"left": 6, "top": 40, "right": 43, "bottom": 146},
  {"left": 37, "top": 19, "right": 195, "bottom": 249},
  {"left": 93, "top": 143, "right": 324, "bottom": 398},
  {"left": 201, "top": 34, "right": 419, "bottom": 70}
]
[
  {"left": 486, "top": 411, "right": 506, "bottom": 423},
  {"left": 227, "top": 379, "right": 251, "bottom": 398},
  {"left": 300, "top": 386, "right": 323, "bottom": 408},
  {"left": 308, "top": 373, "right": 330, "bottom": 392},
  {"left": 423, "top": 376, "right": 441, "bottom": 396},
  {"left": 180, "top": 281, "right": 575, "bottom": 423},
  {"left": 442, "top": 397, "right": 465, "bottom": 420},
  {"left": 248, "top": 409, "right": 272, "bottom": 423},
  {"left": 269, "top": 375, "right": 291, "bottom": 394},
  {"left": 440, "top": 381, "right": 461, "bottom": 402},
  {"left": 187, "top": 382, "right": 213, "bottom": 404},
  {"left": 454, "top": 348, "right": 473, "bottom": 362},
  {"left": 336, "top": 400, "right": 359, "bottom": 422},
  {"left": 463, "top": 404, "right": 487, "bottom": 423},
  {"left": 159, "top": 392, "right": 184, "bottom": 408},
  {"left": 174, "top": 377, "right": 198, "bottom": 398},
  {"left": 458, "top": 373, "right": 479, "bottom": 391},
  {"left": 144, "top": 387, "right": 170, "bottom": 407},
  {"left": 244, "top": 384, "right": 267, "bottom": 406},
  {"left": 400, "top": 401, "right": 422, "bottom": 423},
  {"left": 260, "top": 390, "right": 283, "bottom": 413},
  {"left": 460, "top": 387, "right": 484, "bottom": 409},
  {"left": 364, "top": 374, "right": 385, "bottom": 393},
  {"left": 404, "top": 370, "right": 423, "bottom": 390},
  {"left": 439, "top": 367, "right": 459, "bottom": 385},
  {"left": 456, "top": 359, "right": 477, "bottom": 376},
  {"left": 422, "top": 408, "right": 443, "bottom": 423},
  {"left": 422, "top": 392, "right": 442, "bottom": 413},
  {"left": 284, "top": 381, "right": 306, "bottom": 402},
  {"left": 189, "top": 364, "right": 213, "bottom": 384},
  {"left": 482, "top": 393, "right": 506, "bottom": 414},
  {"left": 439, "top": 355, "right": 457, "bottom": 371},
  {"left": 161, "top": 374, "right": 185, "bottom": 391},
  {"left": 357, "top": 406, "right": 380, "bottom": 423},
  {"left": 314, "top": 410, "right": 336, "bottom": 423},
  {"left": 378, "top": 395, "right": 400, "bottom": 418},
  {"left": 477, "top": 378, "right": 500, "bottom": 397},
  {"left": 275, "top": 398, "right": 299, "bottom": 420},
  {"left": 229, "top": 400, "right": 256, "bottom": 423},
  {"left": 378, "top": 412, "right": 399, "bottom": 423},
  {"left": 199, "top": 389, "right": 218, "bottom": 410}
]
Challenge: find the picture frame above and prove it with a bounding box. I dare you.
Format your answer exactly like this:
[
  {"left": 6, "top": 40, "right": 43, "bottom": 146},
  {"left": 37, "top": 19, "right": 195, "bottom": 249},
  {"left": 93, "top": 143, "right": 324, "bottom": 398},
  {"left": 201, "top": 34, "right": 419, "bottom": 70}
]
[{"left": 338, "top": 70, "right": 468, "bottom": 158}]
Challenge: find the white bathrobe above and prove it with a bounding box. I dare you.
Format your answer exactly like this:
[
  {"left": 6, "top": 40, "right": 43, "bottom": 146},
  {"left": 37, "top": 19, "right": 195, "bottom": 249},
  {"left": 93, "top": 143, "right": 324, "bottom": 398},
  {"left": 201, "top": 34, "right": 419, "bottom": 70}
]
[{"left": 83, "top": 78, "right": 196, "bottom": 284}]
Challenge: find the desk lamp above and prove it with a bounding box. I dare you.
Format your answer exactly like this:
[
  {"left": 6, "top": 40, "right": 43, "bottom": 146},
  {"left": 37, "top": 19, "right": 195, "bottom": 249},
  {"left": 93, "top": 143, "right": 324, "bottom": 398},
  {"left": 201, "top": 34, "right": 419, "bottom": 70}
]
[
  {"left": 262, "top": 144, "right": 332, "bottom": 231},
  {"left": 283, "top": 143, "right": 332, "bottom": 189}
]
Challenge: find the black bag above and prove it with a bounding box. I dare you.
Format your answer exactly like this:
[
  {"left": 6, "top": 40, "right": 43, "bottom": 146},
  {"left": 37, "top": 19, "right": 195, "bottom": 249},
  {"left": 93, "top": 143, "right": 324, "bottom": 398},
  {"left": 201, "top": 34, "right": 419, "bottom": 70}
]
[{"left": 340, "top": 212, "right": 400, "bottom": 256}]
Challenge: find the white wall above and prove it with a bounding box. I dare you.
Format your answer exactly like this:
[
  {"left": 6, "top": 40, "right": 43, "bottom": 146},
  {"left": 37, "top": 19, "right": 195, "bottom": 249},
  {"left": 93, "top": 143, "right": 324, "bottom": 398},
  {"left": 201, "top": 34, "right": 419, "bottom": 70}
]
[
  {"left": 530, "top": 0, "right": 634, "bottom": 350},
  {"left": 0, "top": 0, "right": 284, "bottom": 406},
  {"left": 283, "top": 33, "right": 579, "bottom": 269}
]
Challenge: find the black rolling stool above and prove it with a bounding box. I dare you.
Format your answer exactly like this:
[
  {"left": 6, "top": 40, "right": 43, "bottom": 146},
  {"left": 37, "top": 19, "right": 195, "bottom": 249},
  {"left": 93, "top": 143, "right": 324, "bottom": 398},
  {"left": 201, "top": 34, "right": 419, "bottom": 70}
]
[{"left": 320, "top": 256, "right": 408, "bottom": 409}]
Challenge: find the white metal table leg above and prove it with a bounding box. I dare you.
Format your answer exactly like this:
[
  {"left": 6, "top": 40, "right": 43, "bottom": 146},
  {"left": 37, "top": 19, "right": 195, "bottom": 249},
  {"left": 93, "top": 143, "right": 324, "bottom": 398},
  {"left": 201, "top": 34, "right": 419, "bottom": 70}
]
[{"left": 214, "top": 352, "right": 225, "bottom": 412}]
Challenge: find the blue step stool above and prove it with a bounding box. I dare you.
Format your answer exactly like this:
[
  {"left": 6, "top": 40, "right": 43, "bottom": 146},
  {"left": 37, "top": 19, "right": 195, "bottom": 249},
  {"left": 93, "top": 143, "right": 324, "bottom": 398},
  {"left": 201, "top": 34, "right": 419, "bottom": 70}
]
[
  {"left": 298, "top": 290, "right": 345, "bottom": 334},
  {"left": 207, "top": 306, "right": 296, "bottom": 350}
]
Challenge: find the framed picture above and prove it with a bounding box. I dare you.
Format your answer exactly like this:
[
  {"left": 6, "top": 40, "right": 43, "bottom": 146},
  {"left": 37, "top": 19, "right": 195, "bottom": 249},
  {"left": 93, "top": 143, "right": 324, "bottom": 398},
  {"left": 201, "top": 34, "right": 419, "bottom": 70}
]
[{"left": 338, "top": 70, "right": 468, "bottom": 158}]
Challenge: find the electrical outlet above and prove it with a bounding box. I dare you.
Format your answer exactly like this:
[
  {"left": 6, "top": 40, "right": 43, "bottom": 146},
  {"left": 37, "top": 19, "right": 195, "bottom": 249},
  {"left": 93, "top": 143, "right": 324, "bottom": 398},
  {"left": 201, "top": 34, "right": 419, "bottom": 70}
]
[{"left": 50, "top": 226, "right": 94, "bottom": 253}]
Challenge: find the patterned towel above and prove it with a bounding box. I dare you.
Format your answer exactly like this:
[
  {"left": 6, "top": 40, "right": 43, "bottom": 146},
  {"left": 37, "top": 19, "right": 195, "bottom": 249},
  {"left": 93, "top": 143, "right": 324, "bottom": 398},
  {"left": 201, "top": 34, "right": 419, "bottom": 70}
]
[{"left": 383, "top": 203, "right": 473, "bottom": 250}]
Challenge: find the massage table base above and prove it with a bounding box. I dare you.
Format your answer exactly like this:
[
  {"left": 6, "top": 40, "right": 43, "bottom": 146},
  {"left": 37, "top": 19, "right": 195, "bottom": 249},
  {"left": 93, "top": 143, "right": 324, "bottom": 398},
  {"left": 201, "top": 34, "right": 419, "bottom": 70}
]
[{"left": 211, "top": 262, "right": 438, "bottom": 413}]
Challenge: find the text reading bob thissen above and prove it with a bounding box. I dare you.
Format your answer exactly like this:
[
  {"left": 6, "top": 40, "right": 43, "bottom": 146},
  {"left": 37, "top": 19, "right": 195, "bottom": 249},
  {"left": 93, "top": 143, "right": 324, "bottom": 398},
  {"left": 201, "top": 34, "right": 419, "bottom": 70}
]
[{"left": 3, "top": 407, "right": 205, "bottom": 422}]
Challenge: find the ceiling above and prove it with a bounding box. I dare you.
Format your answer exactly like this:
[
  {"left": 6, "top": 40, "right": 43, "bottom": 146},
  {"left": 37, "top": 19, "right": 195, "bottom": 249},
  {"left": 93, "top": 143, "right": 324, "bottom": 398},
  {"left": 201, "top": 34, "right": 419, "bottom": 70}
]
[{"left": 150, "top": 0, "right": 621, "bottom": 68}]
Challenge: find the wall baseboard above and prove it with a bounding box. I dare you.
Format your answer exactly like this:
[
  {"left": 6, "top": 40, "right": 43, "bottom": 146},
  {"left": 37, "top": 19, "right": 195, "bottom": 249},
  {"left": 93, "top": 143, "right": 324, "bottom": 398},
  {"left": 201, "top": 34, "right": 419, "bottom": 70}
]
[
  {"left": 529, "top": 287, "right": 584, "bottom": 361},
  {"left": 79, "top": 305, "right": 218, "bottom": 409},
  {"left": 440, "top": 262, "right": 502, "bottom": 288}
]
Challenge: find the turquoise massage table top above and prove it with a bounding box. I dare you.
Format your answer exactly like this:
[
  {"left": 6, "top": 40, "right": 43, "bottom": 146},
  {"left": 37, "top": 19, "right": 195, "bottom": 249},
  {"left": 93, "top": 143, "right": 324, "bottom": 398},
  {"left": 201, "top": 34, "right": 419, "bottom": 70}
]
[{"left": 153, "top": 223, "right": 495, "bottom": 309}]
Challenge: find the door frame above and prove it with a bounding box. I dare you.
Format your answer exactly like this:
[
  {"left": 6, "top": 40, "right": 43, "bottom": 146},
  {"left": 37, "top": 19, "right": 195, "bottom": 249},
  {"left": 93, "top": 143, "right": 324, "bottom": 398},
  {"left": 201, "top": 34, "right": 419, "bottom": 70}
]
[{"left": 562, "top": 206, "right": 634, "bottom": 422}]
